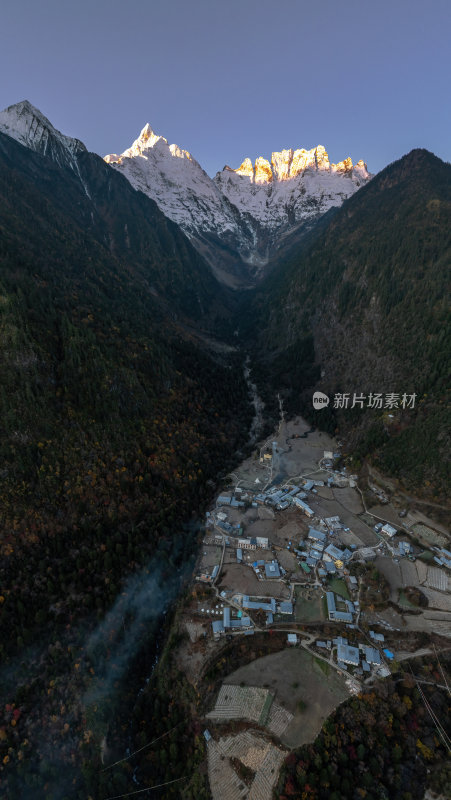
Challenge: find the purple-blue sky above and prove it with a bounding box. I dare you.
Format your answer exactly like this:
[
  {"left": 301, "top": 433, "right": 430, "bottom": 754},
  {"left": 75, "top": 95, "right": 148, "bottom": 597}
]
[{"left": 1, "top": 0, "right": 449, "bottom": 176}]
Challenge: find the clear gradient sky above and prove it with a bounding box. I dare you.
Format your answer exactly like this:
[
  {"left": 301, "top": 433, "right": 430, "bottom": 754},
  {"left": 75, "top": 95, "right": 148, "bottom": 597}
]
[{"left": 1, "top": 0, "right": 449, "bottom": 176}]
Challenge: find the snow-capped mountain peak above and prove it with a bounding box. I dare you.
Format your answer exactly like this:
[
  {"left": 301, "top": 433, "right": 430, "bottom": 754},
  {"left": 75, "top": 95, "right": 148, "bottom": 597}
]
[
  {"left": 213, "top": 143, "right": 371, "bottom": 237},
  {"left": 0, "top": 100, "right": 372, "bottom": 287},
  {"left": 105, "top": 123, "right": 194, "bottom": 165},
  {"left": 134, "top": 122, "right": 164, "bottom": 152},
  {"left": 223, "top": 144, "right": 370, "bottom": 185},
  {"left": 104, "top": 125, "right": 372, "bottom": 285},
  {"left": 104, "top": 124, "right": 257, "bottom": 285},
  {"left": 0, "top": 100, "right": 86, "bottom": 167}
]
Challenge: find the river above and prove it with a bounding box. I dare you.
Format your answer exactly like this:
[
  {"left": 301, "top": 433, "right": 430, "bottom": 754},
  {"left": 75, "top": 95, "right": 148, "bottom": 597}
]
[{"left": 244, "top": 354, "right": 265, "bottom": 445}]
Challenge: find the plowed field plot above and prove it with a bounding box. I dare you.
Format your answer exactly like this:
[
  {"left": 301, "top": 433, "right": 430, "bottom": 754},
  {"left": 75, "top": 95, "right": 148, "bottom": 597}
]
[
  {"left": 199, "top": 545, "right": 222, "bottom": 571},
  {"left": 245, "top": 518, "right": 277, "bottom": 540},
  {"left": 207, "top": 685, "right": 275, "bottom": 725},
  {"left": 374, "top": 556, "right": 403, "bottom": 600},
  {"left": 207, "top": 730, "right": 287, "bottom": 800},
  {"left": 224, "top": 647, "right": 350, "bottom": 748},
  {"left": 400, "top": 560, "right": 419, "bottom": 587},
  {"left": 425, "top": 567, "right": 448, "bottom": 591},
  {"left": 411, "top": 524, "right": 447, "bottom": 548},
  {"left": 332, "top": 487, "right": 364, "bottom": 515},
  {"left": 421, "top": 588, "right": 451, "bottom": 611},
  {"left": 219, "top": 564, "right": 290, "bottom": 599}
]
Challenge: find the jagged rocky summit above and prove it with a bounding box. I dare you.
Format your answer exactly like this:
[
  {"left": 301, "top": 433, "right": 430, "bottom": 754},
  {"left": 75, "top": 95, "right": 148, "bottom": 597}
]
[
  {"left": 105, "top": 124, "right": 371, "bottom": 285},
  {"left": 0, "top": 101, "right": 372, "bottom": 286}
]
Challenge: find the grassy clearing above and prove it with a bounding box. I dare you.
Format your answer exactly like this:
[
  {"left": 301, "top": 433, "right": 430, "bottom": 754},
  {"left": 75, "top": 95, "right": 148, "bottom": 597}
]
[
  {"left": 327, "top": 577, "right": 350, "bottom": 600},
  {"left": 314, "top": 657, "right": 331, "bottom": 676},
  {"left": 294, "top": 587, "right": 326, "bottom": 622},
  {"left": 418, "top": 550, "right": 434, "bottom": 562}
]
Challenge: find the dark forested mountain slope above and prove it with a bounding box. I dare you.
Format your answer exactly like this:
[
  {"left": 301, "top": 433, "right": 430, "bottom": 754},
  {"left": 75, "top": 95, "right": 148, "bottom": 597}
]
[
  {"left": 277, "top": 671, "right": 451, "bottom": 800},
  {"left": 0, "top": 129, "right": 252, "bottom": 797},
  {"left": 245, "top": 149, "right": 451, "bottom": 495},
  {"left": 1, "top": 104, "right": 450, "bottom": 799},
  {"left": 0, "top": 127, "right": 232, "bottom": 323}
]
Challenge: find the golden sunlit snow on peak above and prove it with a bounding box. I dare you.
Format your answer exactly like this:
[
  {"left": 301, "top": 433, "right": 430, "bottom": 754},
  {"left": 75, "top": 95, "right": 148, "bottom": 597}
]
[
  {"left": 229, "top": 144, "right": 363, "bottom": 183},
  {"left": 235, "top": 157, "right": 254, "bottom": 178},
  {"left": 290, "top": 148, "right": 316, "bottom": 177},
  {"left": 254, "top": 157, "right": 273, "bottom": 184},
  {"left": 169, "top": 143, "right": 192, "bottom": 161},
  {"left": 132, "top": 124, "right": 165, "bottom": 154},
  {"left": 331, "top": 156, "right": 353, "bottom": 173},
  {"left": 100, "top": 117, "right": 372, "bottom": 280},
  {"left": 271, "top": 149, "right": 293, "bottom": 181},
  {"left": 315, "top": 145, "right": 330, "bottom": 170},
  {"left": 105, "top": 124, "right": 194, "bottom": 164},
  {"left": 355, "top": 159, "right": 370, "bottom": 175},
  {"left": 104, "top": 153, "right": 121, "bottom": 164}
]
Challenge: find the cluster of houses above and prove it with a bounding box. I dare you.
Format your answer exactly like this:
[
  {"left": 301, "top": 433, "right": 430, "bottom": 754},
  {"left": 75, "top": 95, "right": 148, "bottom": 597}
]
[
  {"left": 210, "top": 595, "right": 297, "bottom": 638},
  {"left": 214, "top": 473, "right": 354, "bottom": 522},
  {"left": 198, "top": 476, "right": 420, "bottom": 676},
  {"left": 201, "top": 484, "right": 366, "bottom": 632},
  {"left": 254, "top": 484, "right": 311, "bottom": 513},
  {"left": 291, "top": 519, "right": 356, "bottom": 580},
  {"left": 316, "top": 633, "right": 391, "bottom": 676},
  {"left": 241, "top": 595, "right": 293, "bottom": 627},
  {"left": 392, "top": 541, "right": 413, "bottom": 559},
  {"left": 211, "top": 606, "right": 255, "bottom": 640}
]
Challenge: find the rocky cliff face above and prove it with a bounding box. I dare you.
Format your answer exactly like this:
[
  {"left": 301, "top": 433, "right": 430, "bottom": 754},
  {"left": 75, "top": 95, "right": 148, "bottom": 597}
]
[
  {"left": 0, "top": 100, "right": 86, "bottom": 171},
  {"left": 105, "top": 126, "right": 371, "bottom": 286},
  {"left": 105, "top": 123, "right": 258, "bottom": 286},
  {"left": 0, "top": 101, "right": 372, "bottom": 287},
  {"left": 214, "top": 146, "right": 370, "bottom": 259}
]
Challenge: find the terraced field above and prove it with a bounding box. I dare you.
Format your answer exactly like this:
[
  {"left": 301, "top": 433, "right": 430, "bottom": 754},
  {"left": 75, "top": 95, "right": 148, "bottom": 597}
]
[
  {"left": 207, "top": 729, "right": 287, "bottom": 800},
  {"left": 206, "top": 683, "right": 294, "bottom": 738},
  {"left": 206, "top": 685, "right": 270, "bottom": 724}
]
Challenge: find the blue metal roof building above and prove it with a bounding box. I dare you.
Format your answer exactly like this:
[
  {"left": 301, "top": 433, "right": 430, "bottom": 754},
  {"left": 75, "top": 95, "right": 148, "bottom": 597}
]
[
  {"left": 243, "top": 596, "right": 276, "bottom": 613},
  {"left": 325, "top": 544, "right": 344, "bottom": 561},
  {"left": 265, "top": 561, "right": 281, "bottom": 578},
  {"left": 212, "top": 620, "right": 224, "bottom": 635},
  {"left": 360, "top": 645, "right": 382, "bottom": 665},
  {"left": 326, "top": 592, "right": 353, "bottom": 622},
  {"left": 337, "top": 642, "right": 360, "bottom": 666},
  {"left": 308, "top": 527, "right": 326, "bottom": 542}
]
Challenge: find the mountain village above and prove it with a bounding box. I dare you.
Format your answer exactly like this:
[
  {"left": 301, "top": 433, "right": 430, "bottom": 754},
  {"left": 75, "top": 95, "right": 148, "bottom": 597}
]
[
  {"left": 176, "top": 417, "right": 451, "bottom": 800},
  {"left": 0, "top": 98, "right": 449, "bottom": 800}
]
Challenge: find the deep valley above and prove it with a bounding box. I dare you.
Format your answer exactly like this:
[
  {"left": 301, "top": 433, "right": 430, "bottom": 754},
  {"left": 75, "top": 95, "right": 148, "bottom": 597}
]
[{"left": 0, "top": 100, "right": 449, "bottom": 800}]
